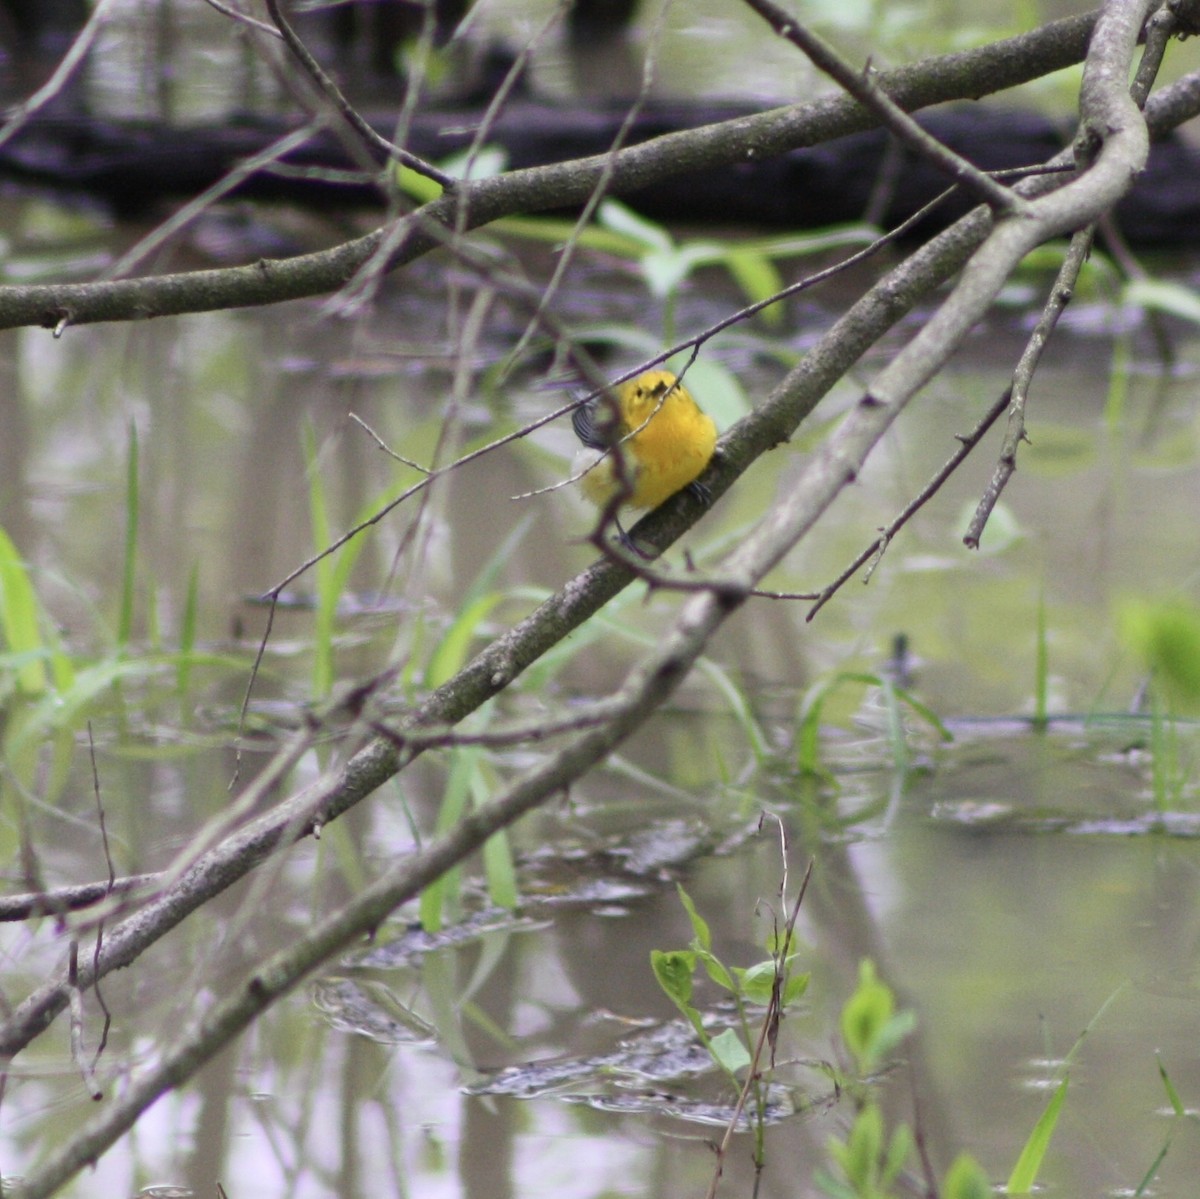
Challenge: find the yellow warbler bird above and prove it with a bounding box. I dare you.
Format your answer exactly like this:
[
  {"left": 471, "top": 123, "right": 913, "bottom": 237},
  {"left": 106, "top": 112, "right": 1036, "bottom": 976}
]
[{"left": 571, "top": 371, "right": 717, "bottom": 526}]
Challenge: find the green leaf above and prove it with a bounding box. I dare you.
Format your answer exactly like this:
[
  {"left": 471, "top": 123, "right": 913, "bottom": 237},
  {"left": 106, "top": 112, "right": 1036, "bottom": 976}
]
[
  {"left": 884, "top": 1123, "right": 913, "bottom": 1185},
  {"left": 871, "top": 1010, "right": 918, "bottom": 1062},
  {"left": 650, "top": 949, "right": 696, "bottom": 1009},
  {"left": 395, "top": 145, "right": 509, "bottom": 203},
  {"left": 597, "top": 199, "right": 674, "bottom": 252},
  {"left": 419, "top": 745, "right": 481, "bottom": 932},
  {"left": 395, "top": 165, "right": 444, "bottom": 203},
  {"left": 844, "top": 1103, "right": 884, "bottom": 1188},
  {"left": 840, "top": 960, "right": 894, "bottom": 1073},
  {"left": 676, "top": 884, "right": 712, "bottom": 951},
  {"left": 481, "top": 825, "right": 517, "bottom": 911},
  {"left": 0, "top": 524, "right": 48, "bottom": 695},
  {"left": 1124, "top": 277, "right": 1200, "bottom": 325},
  {"left": 425, "top": 592, "right": 503, "bottom": 689},
  {"left": 734, "top": 959, "right": 778, "bottom": 1005},
  {"left": 783, "top": 971, "right": 811, "bottom": 1005},
  {"left": 724, "top": 246, "right": 785, "bottom": 325},
  {"left": 943, "top": 1152, "right": 992, "bottom": 1199},
  {"left": 709, "top": 1027, "right": 751, "bottom": 1075},
  {"left": 176, "top": 561, "right": 200, "bottom": 696},
  {"left": 697, "top": 949, "right": 738, "bottom": 994},
  {"left": 1157, "top": 1053, "right": 1184, "bottom": 1118},
  {"left": 1007, "top": 1074, "right": 1068, "bottom": 1194},
  {"left": 1120, "top": 599, "right": 1200, "bottom": 708}
]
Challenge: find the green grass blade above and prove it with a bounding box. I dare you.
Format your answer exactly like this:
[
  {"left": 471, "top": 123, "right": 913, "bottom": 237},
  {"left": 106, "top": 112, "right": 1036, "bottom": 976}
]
[
  {"left": 1133, "top": 1135, "right": 1173, "bottom": 1198},
  {"left": 302, "top": 424, "right": 334, "bottom": 698},
  {"left": 1033, "top": 589, "right": 1048, "bottom": 731},
  {"left": 0, "top": 525, "right": 48, "bottom": 695},
  {"left": 177, "top": 562, "right": 200, "bottom": 696},
  {"left": 1156, "top": 1052, "right": 1184, "bottom": 1117},
  {"left": 1006, "top": 1074, "right": 1068, "bottom": 1194},
  {"left": 425, "top": 593, "right": 503, "bottom": 689}
]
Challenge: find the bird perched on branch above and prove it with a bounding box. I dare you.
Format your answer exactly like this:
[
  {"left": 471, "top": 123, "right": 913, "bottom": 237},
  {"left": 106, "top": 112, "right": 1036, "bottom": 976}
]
[{"left": 571, "top": 371, "right": 717, "bottom": 538}]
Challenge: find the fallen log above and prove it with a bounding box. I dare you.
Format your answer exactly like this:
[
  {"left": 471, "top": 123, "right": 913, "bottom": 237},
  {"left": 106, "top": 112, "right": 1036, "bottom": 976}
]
[{"left": 2, "top": 100, "right": 1197, "bottom": 243}]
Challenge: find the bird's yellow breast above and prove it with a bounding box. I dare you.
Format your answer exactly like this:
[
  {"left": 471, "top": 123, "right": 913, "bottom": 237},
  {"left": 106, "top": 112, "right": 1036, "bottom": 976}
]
[{"left": 577, "top": 371, "right": 717, "bottom": 511}]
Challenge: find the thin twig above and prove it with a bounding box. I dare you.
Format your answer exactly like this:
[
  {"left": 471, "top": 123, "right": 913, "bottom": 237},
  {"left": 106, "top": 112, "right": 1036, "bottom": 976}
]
[
  {"left": 67, "top": 944, "right": 102, "bottom": 1101},
  {"left": 369, "top": 699, "right": 627, "bottom": 752},
  {"left": 963, "top": 227, "right": 1095, "bottom": 547},
  {"left": 740, "top": 0, "right": 1023, "bottom": 214},
  {"left": 807, "top": 385, "right": 1013, "bottom": 619},
  {"left": 645, "top": 163, "right": 1074, "bottom": 375},
  {"left": 200, "top": 0, "right": 282, "bottom": 39},
  {"left": 86, "top": 723, "right": 115, "bottom": 890},
  {"left": 103, "top": 123, "right": 326, "bottom": 280},
  {"left": 704, "top": 853, "right": 813, "bottom": 1199},
  {"left": 261, "top": 0, "right": 454, "bottom": 189},
  {"left": 339, "top": 3, "right": 566, "bottom": 316},
  {"left": 502, "top": 0, "right": 670, "bottom": 371},
  {"left": 348, "top": 413, "right": 432, "bottom": 473},
  {"left": 0, "top": 0, "right": 117, "bottom": 151},
  {"left": 85, "top": 723, "right": 114, "bottom": 1060}
]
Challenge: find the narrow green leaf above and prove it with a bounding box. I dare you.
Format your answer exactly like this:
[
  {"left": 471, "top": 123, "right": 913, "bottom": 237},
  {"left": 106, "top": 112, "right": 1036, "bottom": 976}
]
[
  {"left": 1157, "top": 1053, "right": 1184, "bottom": 1118},
  {"left": 676, "top": 884, "right": 712, "bottom": 951},
  {"left": 1133, "top": 1133, "right": 1173, "bottom": 1198},
  {"left": 0, "top": 525, "right": 47, "bottom": 694},
  {"left": 471, "top": 760, "right": 518, "bottom": 911},
  {"left": 395, "top": 164, "right": 444, "bottom": 203},
  {"left": 695, "top": 656, "right": 769, "bottom": 761},
  {"left": 1007, "top": 1074, "right": 1068, "bottom": 1194},
  {"left": 176, "top": 561, "right": 200, "bottom": 697},
  {"left": 796, "top": 683, "right": 829, "bottom": 775},
  {"left": 724, "top": 247, "right": 785, "bottom": 325},
  {"left": 597, "top": 199, "right": 674, "bottom": 252},
  {"left": 425, "top": 592, "right": 502, "bottom": 689},
  {"left": 696, "top": 949, "right": 738, "bottom": 994},
  {"left": 481, "top": 827, "right": 517, "bottom": 911},
  {"left": 419, "top": 745, "right": 479, "bottom": 932},
  {"left": 302, "top": 423, "right": 335, "bottom": 699},
  {"left": 1124, "top": 277, "right": 1200, "bottom": 324},
  {"left": 1033, "top": 589, "right": 1049, "bottom": 731}
]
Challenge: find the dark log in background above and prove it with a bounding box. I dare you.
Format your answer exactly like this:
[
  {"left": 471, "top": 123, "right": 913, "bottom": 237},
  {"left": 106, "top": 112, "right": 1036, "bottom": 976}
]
[{"left": 2, "top": 101, "right": 1199, "bottom": 245}]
